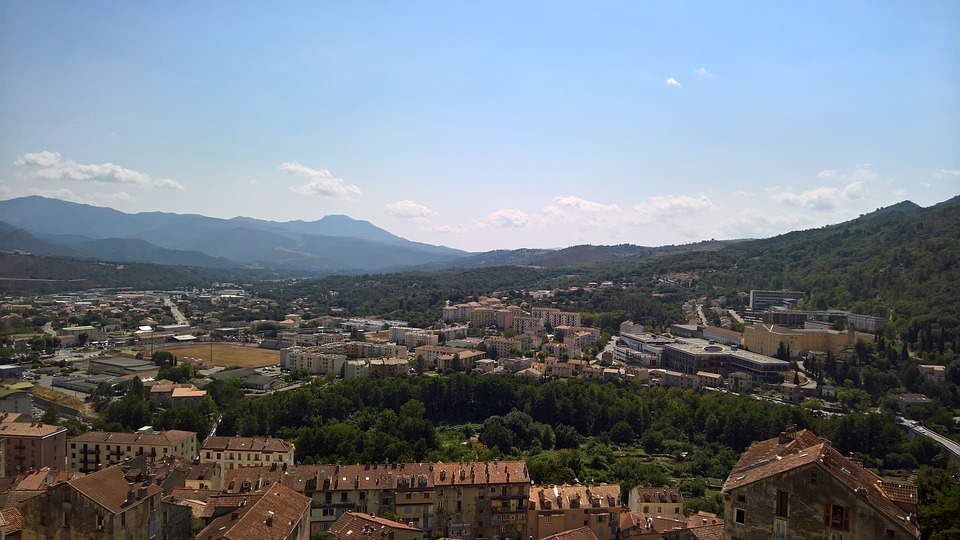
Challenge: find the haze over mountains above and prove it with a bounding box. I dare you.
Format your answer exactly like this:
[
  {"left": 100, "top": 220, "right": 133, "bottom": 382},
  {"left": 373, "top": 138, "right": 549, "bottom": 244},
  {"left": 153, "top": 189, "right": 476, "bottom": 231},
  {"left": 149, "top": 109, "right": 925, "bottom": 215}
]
[{"left": 0, "top": 195, "right": 954, "bottom": 274}]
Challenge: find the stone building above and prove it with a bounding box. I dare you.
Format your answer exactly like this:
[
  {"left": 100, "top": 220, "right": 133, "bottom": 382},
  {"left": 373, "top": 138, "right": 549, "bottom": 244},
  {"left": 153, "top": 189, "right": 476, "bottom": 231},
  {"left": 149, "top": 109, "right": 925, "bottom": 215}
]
[{"left": 721, "top": 428, "right": 919, "bottom": 540}]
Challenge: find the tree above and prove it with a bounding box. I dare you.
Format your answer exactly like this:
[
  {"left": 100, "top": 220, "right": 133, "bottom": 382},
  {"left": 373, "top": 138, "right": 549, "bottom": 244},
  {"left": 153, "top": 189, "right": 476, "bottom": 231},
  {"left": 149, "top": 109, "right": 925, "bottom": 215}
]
[
  {"left": 151, "top": 350, "right": 176, "bottom": 367},
  {"left": 413, "top": 354, "right": 426, "bottom": 376},
  {"left": 40, "top": 405, "right": 60, "bottom": 425}
]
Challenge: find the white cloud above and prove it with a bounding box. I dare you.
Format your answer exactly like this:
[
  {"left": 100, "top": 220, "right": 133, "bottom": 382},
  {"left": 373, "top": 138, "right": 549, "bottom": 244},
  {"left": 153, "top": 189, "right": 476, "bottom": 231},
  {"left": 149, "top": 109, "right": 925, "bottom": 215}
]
[
  {"left": 933, "top": 169, "right": 960, "bottom": 179},
  {"left": 892, "top": 189, "right": 907, "bottom": 199},
  {"left": 694, "top": 67, "right": 717, "bottom": 77},
  {"left": 817, "top": 169, "right": 839, "bottom": 180},
  {"left": 154, "top": 178, "right": 185, "bottom": 190},
  {"left": 281, "top": 162, "right": 362, "bottom": 199},
  {"left": 666, "top": 77, "right": 681, "bottom": 87},
  {"left": 646, "top": 194, "right": 713, "bottom": 212},
  {"left": 432, "top": 224, "right": 467, "bottom": 234},
  {"left": 384, "top": 200, "right": 436, "bottom": 220},
  {"left": 542, "top": 205, "right": 566, "bottom": 220},
  {"left": 13, "top": 150, "right": 179, "bottom": 188},
  {"left": 850, "top": 168, "right": 876, "bottom": 183},
  {"left": 484, "top": 209, "right": 530, "bottom": 228},
  {"left": 552, "top": 196, "right": 621, "bottom": 213},
  {"left": 772, "top": 181, "right": 866, "bottom": 210},
  {"left": 920, "top": 182, "right": 932, "bottom": 188}
]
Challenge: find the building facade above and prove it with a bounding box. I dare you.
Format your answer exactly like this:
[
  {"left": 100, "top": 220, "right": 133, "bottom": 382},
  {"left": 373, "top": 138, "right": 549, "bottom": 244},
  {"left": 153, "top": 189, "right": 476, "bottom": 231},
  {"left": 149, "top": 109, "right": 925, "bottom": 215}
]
[
  {"left": 722, "top": 428, "right": 919, "bottom": 540},
  {"left": 67, "top": 429, "right": 197, "bottom": 473}
]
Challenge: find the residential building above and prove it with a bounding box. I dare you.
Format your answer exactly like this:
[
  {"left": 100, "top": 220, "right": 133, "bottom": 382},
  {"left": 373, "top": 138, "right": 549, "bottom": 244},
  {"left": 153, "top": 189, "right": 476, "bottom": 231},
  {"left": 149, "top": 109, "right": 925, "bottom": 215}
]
[
  {"left": 196, "top": 483, "right": 311, "bottom": 540},
  {"left": 280, "top": 346, "right": 347, "bottom": 375},
  {"left": 528, "top": 484, "right": 620, "bottom": 540},
  {"left": 436, "top": 350, "right": 486, "bottom": 372},
  {"left": 201, "top": 436, "right": 294, "bottom": 470},
  {"left": 223, "top": 460, "right": 531, "bottom": 539},
  {"left": 0, "top": 421, "right": 67, "bottom": 477},
  {"left": 435, "top": 460, "right": 530, "bottom": 540},
  {"left": 67, "top": 429, "right": 197, "bottom": 473},
  {"left": 780, "top": 383, "right": 804, "bottom": 404},
  {"left": 328, "top": 511, "right": 424, "bottom": 540},
  {"left": 697, "top": 372, "right": 723, "bottom": 389},
  {"left": 721, "top": 428, "right": 919, "bottom": 540},
  {"left": 628, "top": 486, "right": 684, "bottom": 518},
  {"left": 369, "top": 357, "right": 410, "bottom": 378},
  {"left": 20, "top": 464, "right": 165, "bottom": 540},
  {"left": 919, "top": 364, "right": 946, "bottom": 383}
]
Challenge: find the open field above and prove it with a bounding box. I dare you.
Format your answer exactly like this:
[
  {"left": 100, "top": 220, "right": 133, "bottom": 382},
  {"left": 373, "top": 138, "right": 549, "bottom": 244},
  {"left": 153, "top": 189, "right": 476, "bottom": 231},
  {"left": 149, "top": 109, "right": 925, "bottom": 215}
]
[{"left": 156, "top": 343, "right": 280, "bottom": 368}]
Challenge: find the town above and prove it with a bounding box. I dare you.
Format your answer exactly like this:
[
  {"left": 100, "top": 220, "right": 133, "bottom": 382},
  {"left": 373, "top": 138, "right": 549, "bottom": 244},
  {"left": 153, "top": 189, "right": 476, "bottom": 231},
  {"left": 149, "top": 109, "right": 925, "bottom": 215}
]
[{"left": 0, "top": 279, "right": 955, "bottom": 540}]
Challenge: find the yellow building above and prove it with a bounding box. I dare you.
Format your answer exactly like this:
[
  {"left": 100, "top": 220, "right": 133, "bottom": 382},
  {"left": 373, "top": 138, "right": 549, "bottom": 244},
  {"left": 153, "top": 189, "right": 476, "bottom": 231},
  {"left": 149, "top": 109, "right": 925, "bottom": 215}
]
[{"left": 743, "top": 324, "right": 872, "bottom": 357}]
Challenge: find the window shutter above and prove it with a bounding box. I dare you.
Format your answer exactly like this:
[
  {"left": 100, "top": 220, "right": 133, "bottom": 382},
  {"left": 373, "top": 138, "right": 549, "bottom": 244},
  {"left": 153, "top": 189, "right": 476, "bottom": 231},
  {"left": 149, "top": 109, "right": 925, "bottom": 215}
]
[
  {"left": 823, "top": 504, "right": 831, "bottom": 526},
  {"left": 842, "top": 508, "right": 850, "bottom": 532}
]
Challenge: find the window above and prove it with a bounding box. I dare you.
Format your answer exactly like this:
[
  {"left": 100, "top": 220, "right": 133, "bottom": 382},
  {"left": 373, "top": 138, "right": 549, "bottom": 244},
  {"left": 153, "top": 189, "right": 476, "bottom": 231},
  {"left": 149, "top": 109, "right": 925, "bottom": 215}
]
[
  {"left": 776, "top": 490, "right": 789, "bottom": 517},
  {"left": 811, "top": 471, "right": 818, "bottom": 485},
  {"left": 737, "top": 493, "right": 746, "bottom": 503},
  {"left": 824, "top": 504, "right": 849, "bottom": 532},
  {"left": 735, "top": 508, "right": 746, "bottom": 525},
  {"left": 885, "top": 531, "right": 895, "bottom": 538}
]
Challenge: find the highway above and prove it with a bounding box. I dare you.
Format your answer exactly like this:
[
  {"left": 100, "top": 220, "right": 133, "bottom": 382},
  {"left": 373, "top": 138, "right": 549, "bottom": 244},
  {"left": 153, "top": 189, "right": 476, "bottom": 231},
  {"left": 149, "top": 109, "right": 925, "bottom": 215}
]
[{"left": 897, "top": 418, "right": 960, "bottom": 465}]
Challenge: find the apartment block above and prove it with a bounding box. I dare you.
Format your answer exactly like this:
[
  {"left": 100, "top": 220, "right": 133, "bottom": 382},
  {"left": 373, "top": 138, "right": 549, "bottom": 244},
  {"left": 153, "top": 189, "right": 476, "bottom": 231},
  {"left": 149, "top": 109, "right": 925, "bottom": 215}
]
[
  {"left": 201, "top": 436, "right": 294, "bottom": 471},
  {"left": 628, "top": 486, "right": 684, "bottom": 518},
  {"left": 67, "top": 429, "right": 197, "bottom": 473},
  {"left": 280, "top": 346, "right": 347, "bottom": 375},
  {"left": 0, "top": 421, "right": 67, "bottom": 477},
  {"left": 221, "top": 460, "right": 530, "bottom": 539},
  {"left": 528, "top": 484, "right": 620, "bottom": 540}
]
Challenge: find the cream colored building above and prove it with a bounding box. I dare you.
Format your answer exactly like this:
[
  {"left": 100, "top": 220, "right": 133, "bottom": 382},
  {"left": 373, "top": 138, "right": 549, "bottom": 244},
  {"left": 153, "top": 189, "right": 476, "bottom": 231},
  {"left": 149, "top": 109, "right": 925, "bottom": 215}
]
[
  {"left": 67, "top": 429, "right": 197, "bottom": 473},
  {"left": 200, "top": 435, "right": 295, "bottom": 470}
]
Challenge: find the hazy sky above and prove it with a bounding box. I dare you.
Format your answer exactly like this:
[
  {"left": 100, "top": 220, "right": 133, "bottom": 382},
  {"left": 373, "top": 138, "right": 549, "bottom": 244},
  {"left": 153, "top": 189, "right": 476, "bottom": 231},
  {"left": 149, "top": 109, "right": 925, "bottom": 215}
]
[{"left": 1, "top": 1, "right": 958, "bottom": 252}]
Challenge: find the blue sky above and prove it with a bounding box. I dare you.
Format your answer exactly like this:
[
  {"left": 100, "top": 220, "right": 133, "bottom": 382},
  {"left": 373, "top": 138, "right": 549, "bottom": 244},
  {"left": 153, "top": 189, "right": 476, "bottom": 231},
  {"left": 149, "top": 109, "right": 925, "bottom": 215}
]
[{"left": 1, "top": 1, "right": 957, "bottom": 252}]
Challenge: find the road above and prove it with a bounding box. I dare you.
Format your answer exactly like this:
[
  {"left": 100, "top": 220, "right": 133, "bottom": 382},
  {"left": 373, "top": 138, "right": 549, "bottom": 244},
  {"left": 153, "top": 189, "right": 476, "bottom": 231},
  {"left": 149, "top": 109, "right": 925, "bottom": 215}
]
[
  {"left": 795, "top": 360, "right": 818, "bottom": 391},
  {"left": 696, "top": 303, "right": 708, "bottom": 326},
  {"left": 162, "top": 295, "right": 189, "bottom": 325},
  {"left": 897, "top": 418, "right": 960, "bottom": 465}
]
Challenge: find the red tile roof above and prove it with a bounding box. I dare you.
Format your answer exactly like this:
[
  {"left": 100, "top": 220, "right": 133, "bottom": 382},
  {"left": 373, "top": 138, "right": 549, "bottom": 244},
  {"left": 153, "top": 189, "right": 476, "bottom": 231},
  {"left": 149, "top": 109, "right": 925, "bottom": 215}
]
[
  {"left": 196, "top": 483, "right": 311, "bottom": 540},
  {"left": 69, "top": 464, "right": 162, "bottom": 514},
  {"left": 201, "top": 435, "right": 293, "bottom": 453},
  {"left": 69, "top": 429, "right": 196, "bottom": 446},
  {"left": 543, "top": 526, "right": 600, "bottom": 540},
  {"left": 0, "top": 507, "right": 22, "bottom": 535},
  {"left": 723, "top": 429, "right": 919, "bottom": 538},
  {"left": 328, "top": 511, "right": 422, "bottom": 540}
]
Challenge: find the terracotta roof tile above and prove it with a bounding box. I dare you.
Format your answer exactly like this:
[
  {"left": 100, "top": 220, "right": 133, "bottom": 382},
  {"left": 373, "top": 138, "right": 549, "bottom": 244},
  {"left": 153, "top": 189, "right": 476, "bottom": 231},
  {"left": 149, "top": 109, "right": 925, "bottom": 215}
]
[
  {"left": 328, "top": 511, "right": 422, "bottom": 540},
  {"left": 201, "top": 435, "right": 293, "bottom": 453},
  {"left": 69, "top": 465, "right": 162, "bottom": 514},
  {"left": 196, "top": 483, "right": 311, "bottom": 540},
  {"left": 722, "top": 429, "right": 919, "bottom": 538},
  {"left": 0, "top": 507, "right": 22, "bottom": 535},
  {"left": 543, "top": 526, "right": 600, "bottom": 540},
  {"left": 69, "top": 429, "right": 196, "bottom": 446}
]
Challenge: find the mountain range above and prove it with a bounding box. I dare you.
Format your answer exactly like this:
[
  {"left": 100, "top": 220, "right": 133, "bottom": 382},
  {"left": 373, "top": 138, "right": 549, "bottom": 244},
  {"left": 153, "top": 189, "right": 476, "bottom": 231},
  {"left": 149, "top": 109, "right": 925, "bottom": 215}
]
[
  {"left": 0, "top": 196, "right": 747, "bottom": 273},
  {"left": 0, "top": 195, "right": 955, "bottom": 274}
]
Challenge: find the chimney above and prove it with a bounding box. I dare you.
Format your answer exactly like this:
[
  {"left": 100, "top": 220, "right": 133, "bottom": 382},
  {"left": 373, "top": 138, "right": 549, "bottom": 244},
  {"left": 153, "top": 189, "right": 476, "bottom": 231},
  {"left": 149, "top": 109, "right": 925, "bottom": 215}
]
[
  {"left": 126, "top": 482, "right": 136, "bottom": 504},
  {"left": 266, "top": 510, "right": 275, "bottom": 527}
]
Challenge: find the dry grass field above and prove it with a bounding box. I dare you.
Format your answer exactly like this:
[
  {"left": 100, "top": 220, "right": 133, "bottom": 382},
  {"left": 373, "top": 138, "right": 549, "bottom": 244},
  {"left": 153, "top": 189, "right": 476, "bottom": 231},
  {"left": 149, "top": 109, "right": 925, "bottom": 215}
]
[{"left": 157, "top": 343, "right": 280, "bottom": 368}]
